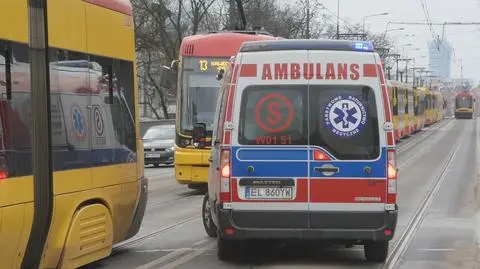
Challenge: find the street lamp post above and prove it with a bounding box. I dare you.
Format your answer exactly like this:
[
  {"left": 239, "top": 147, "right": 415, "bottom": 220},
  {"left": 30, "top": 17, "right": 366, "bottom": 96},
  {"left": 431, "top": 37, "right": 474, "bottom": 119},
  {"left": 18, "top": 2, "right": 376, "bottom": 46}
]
[{"left": 363, "top": 12, "right": 389, "bottom": 37}]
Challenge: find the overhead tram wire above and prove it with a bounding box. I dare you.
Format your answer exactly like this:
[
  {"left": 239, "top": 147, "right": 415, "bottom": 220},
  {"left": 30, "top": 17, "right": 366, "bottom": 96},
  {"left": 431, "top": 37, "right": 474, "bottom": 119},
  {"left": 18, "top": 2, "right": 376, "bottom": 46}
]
[
  {"left": 318, "top": 3, "right": 357, "bottom": 38},
  {"left": 418, "top": 0, "right": 441, "bottom": 49}
]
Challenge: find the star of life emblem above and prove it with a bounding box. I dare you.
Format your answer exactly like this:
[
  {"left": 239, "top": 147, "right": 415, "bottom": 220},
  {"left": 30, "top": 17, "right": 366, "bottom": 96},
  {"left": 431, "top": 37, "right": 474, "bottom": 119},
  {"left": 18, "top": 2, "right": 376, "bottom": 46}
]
[{"left": 324, "top": 95, "right": 368, "bottom": 138}]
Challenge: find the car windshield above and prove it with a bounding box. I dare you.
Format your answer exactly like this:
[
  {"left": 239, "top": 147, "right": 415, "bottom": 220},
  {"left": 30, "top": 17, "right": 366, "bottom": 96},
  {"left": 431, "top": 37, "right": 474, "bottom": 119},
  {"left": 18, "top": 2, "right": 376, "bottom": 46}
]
[{"left": 143, "top": 126, "right": 175, "bottom": 140}]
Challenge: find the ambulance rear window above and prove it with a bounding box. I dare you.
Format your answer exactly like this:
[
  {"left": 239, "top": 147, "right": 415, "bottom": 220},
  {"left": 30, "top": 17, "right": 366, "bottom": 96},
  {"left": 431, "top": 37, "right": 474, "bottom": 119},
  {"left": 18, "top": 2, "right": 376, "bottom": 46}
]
[
  {"left": 238, "top": 85, "right": 380, "bottom": 160},
  {"left": 238, "top": 85, "right": 308, "bottom": 145},
  {"left": 310, "top": 85, "right": 380, "bottom": 160}
]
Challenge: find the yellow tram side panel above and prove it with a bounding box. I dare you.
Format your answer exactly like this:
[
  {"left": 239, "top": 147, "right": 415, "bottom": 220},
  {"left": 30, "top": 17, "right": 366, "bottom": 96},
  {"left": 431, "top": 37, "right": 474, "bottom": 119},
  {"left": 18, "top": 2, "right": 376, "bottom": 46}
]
[
  {"left": 0, "top": 176, "right": 34, "bottom": 269},
  {"left": 397, "top": 87, "right": 408, "bottom": 139},
  {"left": 398, "top": 82, "right": 415, "bottom": 137},
  {"left": 175, "top": 146, "right": 211, "bottom": 184},
  {"left": 431, "top": 91, "right": 438, "bottom": 122},
  {"left": 386, "top": 80, "right": 407, "bottom": 141},
  {"left": 413, "top": 88, "right": 425, "bottom": 132},
  {"left": 418, "top": 87, "right": 434, "bottom": 125},
  {"left": 407, "top": 86, "right": 415, "bottom": 135},
  {"left": 436, "top": 91, "right": 445, "bottom": 121}
]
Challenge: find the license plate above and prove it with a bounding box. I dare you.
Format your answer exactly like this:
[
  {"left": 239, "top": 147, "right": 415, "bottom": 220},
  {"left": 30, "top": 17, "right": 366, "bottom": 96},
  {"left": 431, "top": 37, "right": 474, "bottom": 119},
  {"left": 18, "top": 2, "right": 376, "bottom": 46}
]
[
  {"left": 245, "top": 187, "right": 293, "bottom": 200},
  {"left": 145, "top": 153, "right": 161, "bottom": 158}
]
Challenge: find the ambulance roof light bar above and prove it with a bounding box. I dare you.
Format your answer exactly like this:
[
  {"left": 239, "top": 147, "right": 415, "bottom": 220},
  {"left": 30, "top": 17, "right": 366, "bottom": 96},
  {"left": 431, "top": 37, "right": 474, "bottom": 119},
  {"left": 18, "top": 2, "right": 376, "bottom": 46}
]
[{"left": 239, "top": 39, "right": 375, "bottom": 53}]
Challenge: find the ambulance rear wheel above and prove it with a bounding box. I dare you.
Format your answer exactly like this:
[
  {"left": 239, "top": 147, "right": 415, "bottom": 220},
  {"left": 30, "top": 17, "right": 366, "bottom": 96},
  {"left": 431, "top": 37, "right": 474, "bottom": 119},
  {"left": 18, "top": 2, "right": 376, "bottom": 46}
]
[
  {"left": 364, "top": 241, "right": 388, "bottom": 262},
  {"left": 217, "top": 238, "right": 239, "bottom": 261},
  {"left": 202, "top": 194, "right": 217, "bottom": 237}
]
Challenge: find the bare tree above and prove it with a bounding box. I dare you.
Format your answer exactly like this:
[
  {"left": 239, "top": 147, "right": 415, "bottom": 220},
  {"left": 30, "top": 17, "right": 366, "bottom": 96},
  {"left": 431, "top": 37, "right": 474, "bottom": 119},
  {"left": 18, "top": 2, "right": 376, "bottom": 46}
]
[
  {"left": 132, "top": 0, "right": 220, "bottom": 119},
  {"left": 132, "top": 0, "right": 397, "bottom": 119}
]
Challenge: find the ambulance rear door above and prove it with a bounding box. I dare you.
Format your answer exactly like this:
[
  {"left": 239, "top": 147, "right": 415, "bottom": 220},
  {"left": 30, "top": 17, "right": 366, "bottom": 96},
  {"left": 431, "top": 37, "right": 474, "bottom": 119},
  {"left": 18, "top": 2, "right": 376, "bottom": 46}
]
[
  {"left": 230, "top": 50, "right": 310, "bottom": 230},
  {"left": 307, "top": 49, "right": 389, "bottom": 230}
]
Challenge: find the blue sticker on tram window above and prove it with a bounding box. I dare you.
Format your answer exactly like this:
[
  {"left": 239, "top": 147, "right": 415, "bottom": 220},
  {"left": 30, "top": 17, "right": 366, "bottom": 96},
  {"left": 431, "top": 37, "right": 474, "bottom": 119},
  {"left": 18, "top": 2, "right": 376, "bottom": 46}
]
[{"left": 324, "top": 95, "right": 367, "bottom": 138}]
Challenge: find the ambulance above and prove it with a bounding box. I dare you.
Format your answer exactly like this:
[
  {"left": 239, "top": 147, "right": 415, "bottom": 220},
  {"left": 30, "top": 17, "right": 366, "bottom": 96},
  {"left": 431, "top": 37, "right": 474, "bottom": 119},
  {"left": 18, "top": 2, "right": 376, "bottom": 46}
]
[{"left": 197, "top": 39, "right": 398, "bottom": 262}]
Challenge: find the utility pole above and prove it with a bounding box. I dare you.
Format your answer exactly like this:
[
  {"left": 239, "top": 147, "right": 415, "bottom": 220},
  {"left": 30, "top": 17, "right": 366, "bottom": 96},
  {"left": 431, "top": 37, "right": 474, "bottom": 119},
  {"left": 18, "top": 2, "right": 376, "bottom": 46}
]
[
  {"left": 460, "top": 58, "right": 464, "bottom": 82},
  {"left": 306, "top": 0, "right": 310, "bottom": 39},
  {"left": 402, "top": 58, "right": 412, "bottom": 83},
  {"left": 395, "top": 56, "right": 400, "bottom": 80},
  {"left": 336, "top": 0, "right": 340, "bottom": 39},
  {"left": 386, "top": 66, "right": 392, "bottom": 80}
]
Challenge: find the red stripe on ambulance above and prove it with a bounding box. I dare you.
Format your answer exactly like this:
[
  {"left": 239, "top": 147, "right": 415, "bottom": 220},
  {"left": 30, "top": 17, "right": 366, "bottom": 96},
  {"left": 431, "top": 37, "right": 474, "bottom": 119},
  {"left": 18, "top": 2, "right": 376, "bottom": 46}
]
[
  {"left": 223, "top": 64, "right": 239, "bottom": 145},
  {"left": 363, "top": 64, "right": 378, "bottom": 77},
  {"left": 239, "top": 64, "right": 257, "bottom": 77},
  {"left": 310, "top": 179, "right": 387, "bottom": 203},
  {"left": 377, "top": 64, "right": 395, "bottom": 147}
]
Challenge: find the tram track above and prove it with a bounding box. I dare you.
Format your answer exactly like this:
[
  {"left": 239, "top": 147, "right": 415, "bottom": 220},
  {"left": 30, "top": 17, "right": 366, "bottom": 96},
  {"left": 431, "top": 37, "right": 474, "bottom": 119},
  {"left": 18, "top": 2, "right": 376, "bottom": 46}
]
[
  {"left": 383, "top": 120, "right": 467, "bottom": 269},
  {"left": 397, "top": 118, "right": 452, "bottom": 155},
  {"left": 112, "top": 216, "right": 200, "bottom": 253},
  {"left": 398, "top": 119, "right": 455, "bottom": 169},
  {"left": 146, "top": 188, "right": 204, "bottom": 210}
]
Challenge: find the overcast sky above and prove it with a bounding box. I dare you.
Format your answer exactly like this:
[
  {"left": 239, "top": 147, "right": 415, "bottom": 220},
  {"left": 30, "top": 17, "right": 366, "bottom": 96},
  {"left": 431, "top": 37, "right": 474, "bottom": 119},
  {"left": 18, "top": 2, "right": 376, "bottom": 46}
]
[{"left": 315, "top": 0, "right": 480, "bottom": 81}]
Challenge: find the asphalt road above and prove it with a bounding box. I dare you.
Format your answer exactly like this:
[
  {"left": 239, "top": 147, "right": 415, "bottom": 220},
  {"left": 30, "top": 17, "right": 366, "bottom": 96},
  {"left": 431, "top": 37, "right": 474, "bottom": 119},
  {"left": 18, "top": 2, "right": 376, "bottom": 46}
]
[{"left": 83, "top": 117, "right": 480, "bottom": 269}]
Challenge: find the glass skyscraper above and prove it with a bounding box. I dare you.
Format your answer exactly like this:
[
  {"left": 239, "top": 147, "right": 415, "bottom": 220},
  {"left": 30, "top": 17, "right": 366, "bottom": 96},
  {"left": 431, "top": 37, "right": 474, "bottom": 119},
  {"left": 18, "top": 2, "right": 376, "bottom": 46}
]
[{"left": 428, "top": 39, "right": 452, "bottom": 79}]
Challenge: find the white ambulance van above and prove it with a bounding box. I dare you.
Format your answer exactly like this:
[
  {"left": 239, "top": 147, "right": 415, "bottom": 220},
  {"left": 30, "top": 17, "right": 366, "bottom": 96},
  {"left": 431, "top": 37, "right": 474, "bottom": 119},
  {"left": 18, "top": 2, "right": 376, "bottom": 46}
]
[{"left": 197, "top": 39, "right": 398, "bottom": 262}]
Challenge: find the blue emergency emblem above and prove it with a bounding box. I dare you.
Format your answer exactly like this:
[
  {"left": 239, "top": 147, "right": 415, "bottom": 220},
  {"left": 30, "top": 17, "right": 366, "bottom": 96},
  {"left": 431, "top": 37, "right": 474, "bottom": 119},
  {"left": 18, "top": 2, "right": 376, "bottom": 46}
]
[
  {"left": 324, "top": 95, "right": 367, "bottom": 138},
  {"left": 71, "top": 104, "right": 86, "bottom": 141}
]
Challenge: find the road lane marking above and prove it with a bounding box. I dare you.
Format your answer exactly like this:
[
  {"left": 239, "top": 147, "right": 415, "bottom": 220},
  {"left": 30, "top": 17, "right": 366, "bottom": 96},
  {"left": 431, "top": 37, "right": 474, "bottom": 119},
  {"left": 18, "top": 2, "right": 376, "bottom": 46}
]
[
  {"left": 156, "top": 241, "right": 216, "bottom": 269},
  {"left": 133, "top": 239, "right": 213, "bottom": 269},
  {"left": 416, "top": 248, "right": 454, "bottom": 252},
  {"left": 475, "top": 117, "right": 480, "bottom": 248}
]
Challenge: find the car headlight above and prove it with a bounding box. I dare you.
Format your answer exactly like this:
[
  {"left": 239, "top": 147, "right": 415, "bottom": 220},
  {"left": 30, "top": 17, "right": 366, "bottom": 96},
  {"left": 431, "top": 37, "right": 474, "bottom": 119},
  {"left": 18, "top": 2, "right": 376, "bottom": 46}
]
[{"left": 167, "top": 146, "right": 175, "bottom": 152}]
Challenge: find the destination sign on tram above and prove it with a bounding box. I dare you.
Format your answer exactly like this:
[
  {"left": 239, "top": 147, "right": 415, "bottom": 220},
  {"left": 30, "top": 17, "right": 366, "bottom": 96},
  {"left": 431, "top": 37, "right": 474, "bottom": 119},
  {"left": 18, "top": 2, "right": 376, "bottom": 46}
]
[{"left": 183, "top": 57, "right": 230, "bottom": 73}]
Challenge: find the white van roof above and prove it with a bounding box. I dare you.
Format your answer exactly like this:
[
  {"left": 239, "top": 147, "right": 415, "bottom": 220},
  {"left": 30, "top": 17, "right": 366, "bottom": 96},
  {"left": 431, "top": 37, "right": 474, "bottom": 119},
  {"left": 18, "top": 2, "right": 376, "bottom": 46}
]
[{"left": 239, "top": 39, "right": 375, "bottom": 53}]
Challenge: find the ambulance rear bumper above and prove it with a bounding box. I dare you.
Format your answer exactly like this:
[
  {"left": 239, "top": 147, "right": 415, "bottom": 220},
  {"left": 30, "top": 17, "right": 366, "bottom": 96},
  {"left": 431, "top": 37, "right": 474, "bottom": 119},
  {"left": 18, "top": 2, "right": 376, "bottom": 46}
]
[{"left": 216, "top": 208, "right": 398, "bottom": 242}]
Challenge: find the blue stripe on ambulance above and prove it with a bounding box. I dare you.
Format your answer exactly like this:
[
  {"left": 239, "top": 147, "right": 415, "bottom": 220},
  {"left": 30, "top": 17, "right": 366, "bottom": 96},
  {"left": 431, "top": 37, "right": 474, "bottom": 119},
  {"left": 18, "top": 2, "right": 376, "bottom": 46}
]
[{"left": 231, "top": 146, "right": 387, "bottom": 178}]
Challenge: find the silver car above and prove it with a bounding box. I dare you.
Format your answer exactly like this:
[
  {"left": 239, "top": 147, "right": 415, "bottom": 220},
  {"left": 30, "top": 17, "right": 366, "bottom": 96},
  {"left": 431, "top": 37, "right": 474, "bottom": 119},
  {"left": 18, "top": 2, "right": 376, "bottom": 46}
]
[{"left": 143, "top": 124, "right": 175, "bottom": 167}]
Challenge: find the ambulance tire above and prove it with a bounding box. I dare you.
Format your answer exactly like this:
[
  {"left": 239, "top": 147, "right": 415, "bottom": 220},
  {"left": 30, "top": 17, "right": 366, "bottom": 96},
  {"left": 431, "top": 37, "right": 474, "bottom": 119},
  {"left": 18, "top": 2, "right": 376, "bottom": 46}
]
[
  {"left": 364, "top": 241, "right": 389, "bottom": 262},
  {"left": 202, "top": 194, "right": 217, "bottom": 238},
  {"left": 217, "top": 238, "right": 240, "bottom": 261}
]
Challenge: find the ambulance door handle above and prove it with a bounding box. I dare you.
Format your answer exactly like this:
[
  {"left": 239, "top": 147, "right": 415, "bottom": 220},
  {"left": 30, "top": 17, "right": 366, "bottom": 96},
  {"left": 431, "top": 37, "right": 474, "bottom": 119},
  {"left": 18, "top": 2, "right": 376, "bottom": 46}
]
[{"left": 314, "top": 166, "right": 339, "bottom": 173}]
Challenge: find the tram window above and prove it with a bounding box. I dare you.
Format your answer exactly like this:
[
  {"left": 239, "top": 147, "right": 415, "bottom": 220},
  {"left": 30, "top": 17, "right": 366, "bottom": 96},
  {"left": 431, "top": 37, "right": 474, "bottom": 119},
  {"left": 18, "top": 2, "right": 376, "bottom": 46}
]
[
  {"left": 0, "top": 41, "right": 11, "bottom": 100},
  {"left": 113, "top": 59, "right": 136, "bottom": 153},
  {"left": 405, "top": 89, "right": 408, "bottom": 114},
  {"left": 9, "top": 42, "right": 33, "bottom": 177},
  {"left": 0, "top": 40, "right": 11, "bottom": 177}
]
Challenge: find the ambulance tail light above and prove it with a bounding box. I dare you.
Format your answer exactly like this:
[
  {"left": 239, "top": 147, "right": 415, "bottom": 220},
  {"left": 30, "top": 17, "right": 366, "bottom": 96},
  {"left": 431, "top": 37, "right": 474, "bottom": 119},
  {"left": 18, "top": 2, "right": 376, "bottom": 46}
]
[
  {"left": 313, "top": 149, "right": 331, "bottom": 161},
  {"left": 220, "top": 149, "right": 231, "bottom": 203},
  {"left": 387, "top": 149, "right": 397, "bottom": 204}
]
